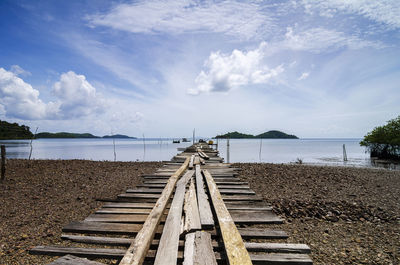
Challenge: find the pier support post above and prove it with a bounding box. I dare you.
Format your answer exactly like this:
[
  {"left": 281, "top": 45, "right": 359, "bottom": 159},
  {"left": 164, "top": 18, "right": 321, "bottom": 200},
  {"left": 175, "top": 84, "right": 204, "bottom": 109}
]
[{"left": 1, "top": 145, "right": 5, "bottom": 180}]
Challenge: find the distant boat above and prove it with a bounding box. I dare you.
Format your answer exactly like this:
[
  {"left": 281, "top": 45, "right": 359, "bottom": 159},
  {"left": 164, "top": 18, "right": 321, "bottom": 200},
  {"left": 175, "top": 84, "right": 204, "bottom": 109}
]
[
  {"left": 172, "top": 139, "right": 180, "bottom": 143},
  {"left": 182, "top": 138, "right": 189, "bottom": 142}
]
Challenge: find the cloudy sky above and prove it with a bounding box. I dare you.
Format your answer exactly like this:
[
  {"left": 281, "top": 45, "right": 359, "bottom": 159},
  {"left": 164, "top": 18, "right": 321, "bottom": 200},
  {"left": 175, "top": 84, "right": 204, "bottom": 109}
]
[{"left": 0, "top": 0, "right": 399, "bottom": 138}]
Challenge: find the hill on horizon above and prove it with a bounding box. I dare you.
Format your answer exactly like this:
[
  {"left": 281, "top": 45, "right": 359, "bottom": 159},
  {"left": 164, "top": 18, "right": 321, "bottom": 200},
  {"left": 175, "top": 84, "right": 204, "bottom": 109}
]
[{"left": 215, "top": 130, "right": 298, "bottom": 139}]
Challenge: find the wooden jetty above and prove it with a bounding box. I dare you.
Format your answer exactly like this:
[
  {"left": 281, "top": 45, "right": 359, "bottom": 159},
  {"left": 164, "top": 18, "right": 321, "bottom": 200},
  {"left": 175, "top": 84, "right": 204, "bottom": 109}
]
[{"left": 30, "top": 143, "right": 313, "bottom": 265}]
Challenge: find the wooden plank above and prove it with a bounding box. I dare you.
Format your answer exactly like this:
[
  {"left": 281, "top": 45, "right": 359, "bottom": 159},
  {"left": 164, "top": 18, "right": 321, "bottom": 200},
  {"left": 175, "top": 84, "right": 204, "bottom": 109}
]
[
  {"left": 101, "top": 204, "right": 272, "bottom": 211},
  {"left": 203, "top": 169, "right": 253, "bottom": 265},
  {"left": 63, "top": 222, "right": 287, "bottom": 239},
  {"left": 30, "top": 246, "right": 125, "bottom": 259},
  {"left": 62, "top": 235, "right": 302, "bottom": 252},
  {"left": 85, "top": 211, "right": 279, "bottom": 224},
  {"left": 119, "top": 157, "right": 190, "bottom": 265},
  {"left": 183, "top": 178, "right": 201, "bottom": 234},
  {"left": 195, "top": 165, "right": 214, "bottom": 228},
  {"left": 31, "top": 246, "right": 312, "bottom": 264},
  {"left": 153, "top": 170, "right": 194, "bottom": 265},
  {"left": 183, "top": 232, "right": 217, "bottom": 265},
  {"left": 189, "top": 155, "right": 195, "bottom": 169},
  {"left": 125, "top": 188, "right": 255, "bottom": 195},
  {"left": 143, "top": 180, "right": 246, "bottom": 185},
  {"left": 48, "top": 255, "right": 106, "bottom": 265},
  {"left": 137, "top": 184, "right": 251, "bottom": 189}
]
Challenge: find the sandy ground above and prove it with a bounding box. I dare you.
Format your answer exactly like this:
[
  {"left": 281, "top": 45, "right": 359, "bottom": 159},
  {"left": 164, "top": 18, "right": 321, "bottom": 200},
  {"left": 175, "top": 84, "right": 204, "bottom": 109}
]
[{"left": 0, "top": 160, "right": 399, "bottom": 264}]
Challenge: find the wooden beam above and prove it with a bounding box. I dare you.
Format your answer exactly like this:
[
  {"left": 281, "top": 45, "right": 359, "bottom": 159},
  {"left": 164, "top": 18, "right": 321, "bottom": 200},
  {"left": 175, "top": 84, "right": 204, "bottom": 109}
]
[
  {"left": 195, "top": 165, "right": 214, "bottom": 228},
  {"left": 183, "top": 232, "right": 217, "bottom": 265},
  {"left": 153, "top": 170, "right": 194, "bottom": 265},
  {"left": 119, "top": 157, "right": 190, "bottom": 265},
  {"left": 188, "top": 155, "right": 195, "bottom": 169},
  {"left": 48, "top": 255, "right": 106, "bottom": 265},
  {"left": 203, "top": 169, "right": 253, "bottom": 265},
  {"left": 183, "top": 178, "right": 201, "bottom": 234}
]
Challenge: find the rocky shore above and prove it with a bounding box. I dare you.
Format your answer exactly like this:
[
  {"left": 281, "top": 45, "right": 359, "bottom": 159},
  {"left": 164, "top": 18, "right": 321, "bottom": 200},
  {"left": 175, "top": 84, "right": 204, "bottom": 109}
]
[
  {"left": 0, "top": 160, "right": 399, "bottom": 264},
  {"left": 236, "top": 163, "right": 399, "bottom": 265}
]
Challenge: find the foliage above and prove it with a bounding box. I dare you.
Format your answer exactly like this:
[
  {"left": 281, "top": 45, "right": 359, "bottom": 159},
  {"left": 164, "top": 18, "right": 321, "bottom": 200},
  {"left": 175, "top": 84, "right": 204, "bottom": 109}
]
[
  {"left": 36, "top": 132, "right": 99, "bottom": 138},
  {"left": 256, "top": 130, "right": 298, "bottom": 139},
  {"left": 0, "top": 120, "right": 34, "bottom": 140},
  {"left": 215, "top": 130, "right": 298, "bottom": 139},
  {"left": 215, "top": 131, "right": 255, "bottom": 139},
  {"left": 360, "top": 116, "right": 400, "bottom": 160}
]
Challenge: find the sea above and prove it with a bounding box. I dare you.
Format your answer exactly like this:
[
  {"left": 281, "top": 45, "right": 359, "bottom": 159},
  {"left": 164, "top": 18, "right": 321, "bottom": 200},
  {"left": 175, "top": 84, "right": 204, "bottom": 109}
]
[{"left": 0, "top": 138, "right": 397, "bottom": 169}]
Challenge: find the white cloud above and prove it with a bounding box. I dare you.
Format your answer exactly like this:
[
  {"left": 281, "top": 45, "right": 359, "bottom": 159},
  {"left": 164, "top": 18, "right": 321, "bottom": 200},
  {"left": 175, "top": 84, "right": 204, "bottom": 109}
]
[
  {"left": 282, "top": 27, "right": 383, "bottom": 52},
  {"left": 87, "top": 0, "right": 273, "bottom": 40},
  {"left": 302, "top": 0, "right": 400, "bottom": 29},
  {"left": 190, "top": 42, "right": 284, "bottom": 94},
  {"left": 298, "top": 72, "right": 310, "bottom": 80},
  {"left": 0, "top": 68, "right": 55, "bottom": 119},
  {"left": 0, "top": 68, "right": 104, "bottom": 120},
  {"left": 10, "top": 65, "right": 31, "bottom": 77},
  {"left": 53, "top": 71, "right": 105, "bottom": 118}
]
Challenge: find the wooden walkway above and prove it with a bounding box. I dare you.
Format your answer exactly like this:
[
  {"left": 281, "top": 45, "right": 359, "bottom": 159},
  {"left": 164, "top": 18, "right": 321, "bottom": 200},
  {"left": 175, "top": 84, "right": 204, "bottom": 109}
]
[{"left": 30, "top": 143, "right": 312, "bottom": 265}]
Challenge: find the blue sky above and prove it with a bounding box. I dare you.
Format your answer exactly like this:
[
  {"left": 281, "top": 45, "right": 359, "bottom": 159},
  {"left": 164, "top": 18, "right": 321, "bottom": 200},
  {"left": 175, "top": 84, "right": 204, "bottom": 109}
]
[{"left": 0, "top": 0, "right": 399, "bottom": 138}]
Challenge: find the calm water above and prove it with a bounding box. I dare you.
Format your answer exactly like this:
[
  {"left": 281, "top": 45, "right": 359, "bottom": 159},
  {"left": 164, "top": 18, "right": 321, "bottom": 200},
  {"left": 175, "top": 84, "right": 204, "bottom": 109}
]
[{"left": 0, "top": 138, "right": 396, "bottom": 169}]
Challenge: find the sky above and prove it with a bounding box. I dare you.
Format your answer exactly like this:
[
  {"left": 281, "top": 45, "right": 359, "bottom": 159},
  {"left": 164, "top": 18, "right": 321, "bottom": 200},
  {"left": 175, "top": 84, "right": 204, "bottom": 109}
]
[{"left": 0, "top": 0, "right": 399, "bottom": 138}]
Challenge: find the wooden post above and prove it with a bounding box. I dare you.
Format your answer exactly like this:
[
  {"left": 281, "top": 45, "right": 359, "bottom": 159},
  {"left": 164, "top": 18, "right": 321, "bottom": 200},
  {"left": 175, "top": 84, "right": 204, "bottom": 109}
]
[
  {"left": 227, "top": 138, "right": 230, "bottom": 163},
  {"left": 1, "top": 145, "right": 5, "bottom": 180},
  {"left": 343, "top": 144, "right": 348, "bottom": 162}
]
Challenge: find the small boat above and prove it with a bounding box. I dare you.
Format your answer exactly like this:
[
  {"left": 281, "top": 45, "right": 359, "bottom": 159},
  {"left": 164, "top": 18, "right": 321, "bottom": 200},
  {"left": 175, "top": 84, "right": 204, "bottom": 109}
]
[
  {"left": 172, "top": 139, "right": 180, "bottom": 143},
  {"left": 182, "top": 138, "right": 189, "bottom": 142}
]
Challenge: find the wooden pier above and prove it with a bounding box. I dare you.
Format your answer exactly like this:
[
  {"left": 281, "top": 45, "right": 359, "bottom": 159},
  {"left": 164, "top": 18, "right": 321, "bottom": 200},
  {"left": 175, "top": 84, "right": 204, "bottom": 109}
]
[{"left": 30, "top": 143, "right": 313, "bottom": 264}]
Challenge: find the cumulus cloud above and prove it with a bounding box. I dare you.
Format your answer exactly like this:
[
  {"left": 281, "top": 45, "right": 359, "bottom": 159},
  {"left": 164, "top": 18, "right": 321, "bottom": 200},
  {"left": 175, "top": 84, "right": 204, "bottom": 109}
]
[
  {"left": 302, "top": 0, "right": 400, "bottom": 29},
  {"left": 189, "top": 43, "right": 284, "bottom": 94},
  {"left": 87, "top": 0, "right": 273, "bottom": 40},
  {"left": 282, "top": 27, "right": 384, "bottom": 52},
  {"left": 298, "top": 72, "right": 310, "bottom": 80},
  {"left": 0, "top": 68, "right": 55, "bottom": 119},
  {"left": 0, "top": 68, "right": 104, "bottom": 120},
  {"left": 53, "top": 71, "right": 105, "bottom": 118}
]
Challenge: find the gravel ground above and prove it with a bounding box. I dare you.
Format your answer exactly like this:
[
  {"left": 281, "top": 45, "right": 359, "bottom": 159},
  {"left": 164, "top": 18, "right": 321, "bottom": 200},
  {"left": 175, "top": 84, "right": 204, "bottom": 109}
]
[
  {"left": 0, "top": 159, "right": 161, "bottom": 265},
  {"left": 0, "top": 160, "right": 399, "bottom": 264},
  {"left": 235, "top": 163, "right": 400, "bottom": 265}
]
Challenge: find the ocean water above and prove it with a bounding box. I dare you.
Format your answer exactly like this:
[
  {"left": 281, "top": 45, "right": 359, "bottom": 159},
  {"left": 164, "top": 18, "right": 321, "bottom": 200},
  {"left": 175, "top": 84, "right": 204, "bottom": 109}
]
[{"left": 0, "top": 138, "right": 395, "bottom": 169}]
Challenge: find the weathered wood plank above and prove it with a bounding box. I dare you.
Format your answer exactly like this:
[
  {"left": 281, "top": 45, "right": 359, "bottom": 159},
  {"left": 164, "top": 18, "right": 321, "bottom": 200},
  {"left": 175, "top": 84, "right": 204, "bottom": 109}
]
[
  {"left": 48, "top": 255, "right": 106, "bottom": 265},
  {"left": 32, "top": 246, "right": 312, "bottom": 264},
  {"left": 195, "top": 165, "right": 214, "bottom": 228},
  {"left": 153, "top": 170, "right": 194, "bottom": 265},
  {"left": 63, "top": 222, "right": 287, "bottom": 239},
  {"left": 86, "top": 211, "right": 279, "bottom": 224},
  {"left": 183, "top": 232, "right": 217, "bottom": 265},
  {"left": 62, "top": 235, "right": 304, "bottom": 253},
  {"left": 203, "top": 169, "right": 252, "bottom": 265},
  {"left": 119, "top": 157, "right": 190, "bottom": 265},
  {"left": 183, "top": 178, "right": 201, "bottom": 234},
  {"left": 125, "top": 188, "right": 255, "bottom": 195}
]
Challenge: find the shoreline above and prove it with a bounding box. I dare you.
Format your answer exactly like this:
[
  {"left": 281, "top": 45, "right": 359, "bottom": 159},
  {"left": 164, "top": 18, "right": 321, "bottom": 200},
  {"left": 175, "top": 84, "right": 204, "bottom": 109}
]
[{"left": 0, "top": 159, "right": 399, "bottom": 264}]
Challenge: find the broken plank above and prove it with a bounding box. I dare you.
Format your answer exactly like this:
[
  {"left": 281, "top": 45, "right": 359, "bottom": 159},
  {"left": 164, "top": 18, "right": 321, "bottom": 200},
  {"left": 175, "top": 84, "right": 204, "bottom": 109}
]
[{"left": 48, "top": 255, "right": 106, "bottom": 265}]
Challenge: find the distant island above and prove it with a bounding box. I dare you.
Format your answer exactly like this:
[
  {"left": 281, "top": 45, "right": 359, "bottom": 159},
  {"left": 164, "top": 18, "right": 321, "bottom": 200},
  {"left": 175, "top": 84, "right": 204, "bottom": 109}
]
[
  {"left": 102, "top": 134, "right": 136, "bottom": 139},
  {"left": 36, "top": 132, "right": 99, "bottom": 138},
  {"left": 0, "top": 120, "right": 34, "bottom": 140},
  {"left": 215, "top": 130, "right": 298, "bottom": 139},
  {"left": 36, "top": 132, "right": 136, "bottom": 139}
]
